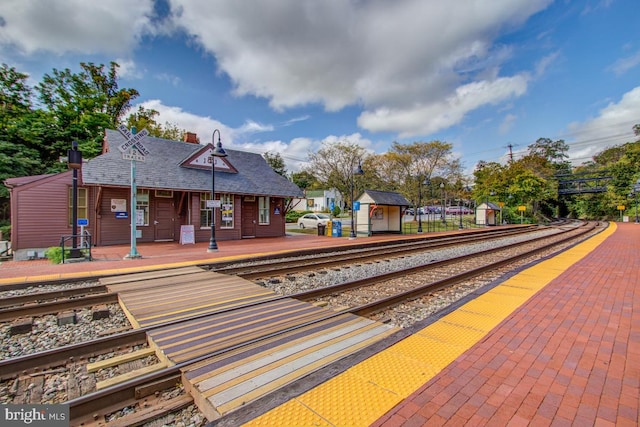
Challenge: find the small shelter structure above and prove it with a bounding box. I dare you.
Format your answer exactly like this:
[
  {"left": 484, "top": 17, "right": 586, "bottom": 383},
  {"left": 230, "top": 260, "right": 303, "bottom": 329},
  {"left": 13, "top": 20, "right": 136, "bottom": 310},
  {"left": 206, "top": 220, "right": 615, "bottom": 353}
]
[
  {"left": 475, "top": 202, "right": 501, "bottom": 226},
  {"left": 354, "top": 190, "right": 410, "bottom": 236}
]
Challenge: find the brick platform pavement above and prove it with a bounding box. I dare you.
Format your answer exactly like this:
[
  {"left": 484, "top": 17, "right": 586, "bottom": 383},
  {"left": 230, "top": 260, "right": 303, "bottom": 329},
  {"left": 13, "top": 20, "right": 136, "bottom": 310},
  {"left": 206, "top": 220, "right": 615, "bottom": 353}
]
[
  {"left": 372, "top": 222, "right": 639, "bottom": 426},
  {"left": 0, "top": 231, "right": 411, "bottom": 283}
]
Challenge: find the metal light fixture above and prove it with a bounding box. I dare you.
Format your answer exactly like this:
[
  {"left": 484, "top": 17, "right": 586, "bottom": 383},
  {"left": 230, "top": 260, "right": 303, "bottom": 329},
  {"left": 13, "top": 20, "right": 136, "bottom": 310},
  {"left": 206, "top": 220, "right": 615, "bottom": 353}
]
[
  {"left": 349, "top": 162, "right": 364, "bottom": 239},
  {"left": 208, "top": 130, "right": 228, "bottom": 252},
  {"left": 68, "top": 141, "right": 82, "bottom": 258}
]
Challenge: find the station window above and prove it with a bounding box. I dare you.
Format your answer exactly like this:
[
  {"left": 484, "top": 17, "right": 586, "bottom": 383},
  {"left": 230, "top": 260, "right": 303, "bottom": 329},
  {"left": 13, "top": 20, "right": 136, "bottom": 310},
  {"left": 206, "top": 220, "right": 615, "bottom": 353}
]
[
  {"left": 200, "top": 192, "right": 213, "bottom": 228},
  {"left": 67, "top": 187, "right": 88, "bottom": 226},
  {"left": 220, "top": 194, "right": 233, "bottom": 229},
  {"left": 258, "top": 196, "right": 270, "bottom": 225},
  {"left": 136, "top": 190, "right": 149, "bottom": 226}
]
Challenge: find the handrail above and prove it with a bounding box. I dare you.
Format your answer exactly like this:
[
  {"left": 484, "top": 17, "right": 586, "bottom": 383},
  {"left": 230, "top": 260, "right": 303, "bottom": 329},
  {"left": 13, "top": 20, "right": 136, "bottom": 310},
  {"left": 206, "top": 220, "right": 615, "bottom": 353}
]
[{"left": 59, "top": 232, "right": 92, "bottom": 263}]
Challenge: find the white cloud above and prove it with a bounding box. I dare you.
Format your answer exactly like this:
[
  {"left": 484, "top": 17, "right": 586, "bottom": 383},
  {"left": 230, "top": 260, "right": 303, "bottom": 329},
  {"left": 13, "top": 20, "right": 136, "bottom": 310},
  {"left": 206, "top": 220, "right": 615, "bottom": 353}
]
[
  {"left": 135, "top": 99, "right": 233, "bottom": 145},
  {"left": 235, "top": 120, "right": 274, "bottom": 136},
  {"left": 132, "top": 100, "right": 375, "bottom": 173},
  {"left": 115, "top": 58, "right": 144, "bottom": 80},
  {"left": 155, "top": 72, "right": 181, "bottom": 87},
  {"left": 357, "top": 74, "right": 529, "bottom": 137},
  {"left": 499, "top": 114, "right": 518, "bottom": 135},
  {"left": 0, "top": 0, "right": 155, "bottom": 55},
  {"left": 608, "top": 50, "right": 640, "bottom": 76},
  {"left": 565, "top": 86, "right": 640, "bottom": 164},
  {"left": 0, "top": 0, "right": 556, "bottom": 139},
  {"left": 167, "top": 0, "right": 551, "bottom": 134}
]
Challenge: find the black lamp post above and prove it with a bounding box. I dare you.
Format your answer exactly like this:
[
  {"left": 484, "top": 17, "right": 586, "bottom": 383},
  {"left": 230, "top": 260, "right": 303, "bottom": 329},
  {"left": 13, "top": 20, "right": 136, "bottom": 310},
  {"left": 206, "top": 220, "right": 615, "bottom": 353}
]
[
  {"left": 68, "top": 141, "right": 82, "bottom": 258},
  {"left": 421, "top": 177, "right": 430, "bottom": 233},
  {"left": 633, "top": 179, "right": 640, "bottom": 223},
  {"left": 208, "top": 130, "right": 228, "bottom": 252},
  {"left": 440, "top": 182, "right": 446, "bottom": 224},
  {"left": 458, "top": 192, "right": 463, "bottom": 230},
  {"left": 464, "top": 185, "right": 474, "bottom": 226},
  {"left": 349, "top": 162, "right": 364, "bottom": 239}
]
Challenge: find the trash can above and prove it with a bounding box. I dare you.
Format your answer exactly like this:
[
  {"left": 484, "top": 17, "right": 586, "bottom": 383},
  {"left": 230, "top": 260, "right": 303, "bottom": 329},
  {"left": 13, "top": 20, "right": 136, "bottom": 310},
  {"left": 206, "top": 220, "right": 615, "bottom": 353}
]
[
  {"left": 331, "top": 220, "right": 342, "bottom": 237},
  {"left": 317, "top": 224, "right": 326, "bottom": 236}
]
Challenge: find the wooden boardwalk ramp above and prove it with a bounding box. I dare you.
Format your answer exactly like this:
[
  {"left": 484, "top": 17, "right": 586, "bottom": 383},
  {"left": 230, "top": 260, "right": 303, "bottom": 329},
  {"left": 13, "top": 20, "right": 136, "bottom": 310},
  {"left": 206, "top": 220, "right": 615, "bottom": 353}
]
[{"left": 100, "top": 267, "right": 399, "bottom": 422}]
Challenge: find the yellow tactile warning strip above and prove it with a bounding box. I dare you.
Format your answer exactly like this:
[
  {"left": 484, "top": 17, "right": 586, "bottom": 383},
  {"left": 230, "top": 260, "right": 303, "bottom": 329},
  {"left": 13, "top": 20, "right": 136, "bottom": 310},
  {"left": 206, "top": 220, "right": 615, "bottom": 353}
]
[{"left": 245, "top": 223, "right": 617, "bottom": 427}]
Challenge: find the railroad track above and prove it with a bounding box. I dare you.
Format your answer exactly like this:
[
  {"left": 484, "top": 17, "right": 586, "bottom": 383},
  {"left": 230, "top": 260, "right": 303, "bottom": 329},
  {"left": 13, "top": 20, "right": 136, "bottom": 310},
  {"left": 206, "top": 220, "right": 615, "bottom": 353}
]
[
  {"left": 212, "top": 225, "right": 540, "bottom": 279},
  {"left": 0, "top": 220, "right": 602, "bottom": 426},
  {"left": 0, "top": 225, "right": 541, "bottom": 318}
]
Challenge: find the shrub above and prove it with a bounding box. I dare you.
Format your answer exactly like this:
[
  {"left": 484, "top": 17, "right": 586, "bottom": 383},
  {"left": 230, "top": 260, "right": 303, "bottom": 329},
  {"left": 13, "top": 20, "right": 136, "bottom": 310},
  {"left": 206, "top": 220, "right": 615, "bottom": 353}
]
[
  {"left": 44, "top": 246, "right": 88, "bottom": 264},
  {"left": 45, "top": 246, "right": 64, "bottom": 264}
]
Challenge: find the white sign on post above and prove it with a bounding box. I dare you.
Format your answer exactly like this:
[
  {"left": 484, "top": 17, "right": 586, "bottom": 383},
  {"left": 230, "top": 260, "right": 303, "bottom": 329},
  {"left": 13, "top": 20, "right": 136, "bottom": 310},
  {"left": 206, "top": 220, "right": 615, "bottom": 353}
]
[
  {"left": 117, "top": 125, "right": 149, "bottom": 259},
  {"left": 117, "top": 125, "right": 150, "bottom": 160}
]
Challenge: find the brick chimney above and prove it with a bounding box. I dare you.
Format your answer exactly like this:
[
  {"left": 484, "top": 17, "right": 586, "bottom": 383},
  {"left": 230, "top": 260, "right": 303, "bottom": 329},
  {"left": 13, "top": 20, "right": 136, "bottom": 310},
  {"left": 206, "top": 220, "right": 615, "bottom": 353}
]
[{"left": 184, "top": 132, "right": 199, "bottom": 144}]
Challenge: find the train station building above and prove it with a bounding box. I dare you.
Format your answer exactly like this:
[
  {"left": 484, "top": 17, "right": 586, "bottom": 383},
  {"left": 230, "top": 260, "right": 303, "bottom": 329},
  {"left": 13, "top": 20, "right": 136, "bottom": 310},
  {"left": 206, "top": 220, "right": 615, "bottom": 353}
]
[{"left": 5, "top": 129, "right": 303, "bottom": 260}]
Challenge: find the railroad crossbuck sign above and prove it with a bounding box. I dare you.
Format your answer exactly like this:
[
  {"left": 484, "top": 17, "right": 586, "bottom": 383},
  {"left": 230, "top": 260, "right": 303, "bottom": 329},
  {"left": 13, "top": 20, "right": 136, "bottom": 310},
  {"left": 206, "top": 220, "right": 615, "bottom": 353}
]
[{"left": 117, "top": 124, "right": 149, "bottom": 161}]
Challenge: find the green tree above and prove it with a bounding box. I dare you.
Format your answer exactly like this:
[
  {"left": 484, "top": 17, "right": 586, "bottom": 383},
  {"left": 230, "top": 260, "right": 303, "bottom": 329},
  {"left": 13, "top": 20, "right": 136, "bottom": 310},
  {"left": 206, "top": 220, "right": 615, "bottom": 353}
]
[
  {"left": 263, "top": 151, "right": 287, "bottom": 176},
  {"left": 291, "top": 170, "right": 320, "bottom": 191},
  {"left": 0, "top": 65, "right": 43, "bottom": 199},
  {"left": 35, "top": 61, "right": 139, "bottom": 165}
]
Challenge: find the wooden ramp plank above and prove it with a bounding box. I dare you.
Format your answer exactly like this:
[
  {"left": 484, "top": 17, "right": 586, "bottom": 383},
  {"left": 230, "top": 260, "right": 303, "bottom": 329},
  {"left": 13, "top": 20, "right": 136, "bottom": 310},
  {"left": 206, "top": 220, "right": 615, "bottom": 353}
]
[
  {"left": 86, "top": 348, "right": 156, "bottom": 373},
  {"left": 184, "top": 315, "right": 361, "bottom": 381},
  {"left": 149, "top": 299, "right": 334, "bottom": 364},
  {"left": 95, "top": 362, "right": 168, "bottom": 390},
  {"left": 107, "top": 272, "right": 220, "bottom": 296},
  {"left": 100, "top": 266, "right": 206, "bottom": 287},
  {"left": 114, "top": 271, "right": 278, "bottom": 328},
  {"left": 181, "top": 314, "right": 398, "bottom": 420}
]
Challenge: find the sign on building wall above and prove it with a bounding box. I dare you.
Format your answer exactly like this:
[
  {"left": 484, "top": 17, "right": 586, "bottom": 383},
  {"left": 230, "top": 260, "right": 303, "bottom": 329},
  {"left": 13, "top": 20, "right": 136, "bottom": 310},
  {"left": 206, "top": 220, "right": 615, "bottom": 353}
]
[{"left": 111, "top": 199, "right": 127, "bottom": 212}]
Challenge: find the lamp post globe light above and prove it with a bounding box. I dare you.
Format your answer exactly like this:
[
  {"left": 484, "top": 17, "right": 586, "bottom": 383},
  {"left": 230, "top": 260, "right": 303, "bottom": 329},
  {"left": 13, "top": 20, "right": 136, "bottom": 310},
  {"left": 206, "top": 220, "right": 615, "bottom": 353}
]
[
  {"left": 208, "top": 130, "right": 228, "bottom": 252},
  {"left": 349, "top": 162, "right": 364, "bottom": 239}
]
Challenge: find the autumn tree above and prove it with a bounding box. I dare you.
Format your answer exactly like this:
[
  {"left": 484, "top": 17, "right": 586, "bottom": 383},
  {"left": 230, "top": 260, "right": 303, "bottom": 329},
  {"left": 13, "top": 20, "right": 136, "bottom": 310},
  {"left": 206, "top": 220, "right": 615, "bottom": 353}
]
[
  {"left": 307, "top": 141, "right": 369, "bottom": 210},
  {"left": 382, "top": 141, "right": 461, "bottom": 215}
]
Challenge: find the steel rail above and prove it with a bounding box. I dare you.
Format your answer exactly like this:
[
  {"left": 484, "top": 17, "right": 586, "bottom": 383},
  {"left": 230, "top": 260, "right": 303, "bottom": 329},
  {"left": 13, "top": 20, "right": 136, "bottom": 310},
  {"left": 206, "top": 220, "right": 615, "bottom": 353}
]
[
  {"left": 220, "top": 227, "right": 541, "bottom": 278},
  {"left": 0, "top": 222, "right": 586, "bottom": 381},
  {"left": 0, "top": 293, "right": 118, "bottom": 322},
  {"left": 352, "top": 223, "right": 600, "bottom": 316},
  {"left": 66, "top": 222, "right": 599, "bottom": 424},
  {"left": 0, "top": 285, "right": 108, "bottom": 309},
  {"left": 278, "top": 222, "right": 591, "bottom": 301}
]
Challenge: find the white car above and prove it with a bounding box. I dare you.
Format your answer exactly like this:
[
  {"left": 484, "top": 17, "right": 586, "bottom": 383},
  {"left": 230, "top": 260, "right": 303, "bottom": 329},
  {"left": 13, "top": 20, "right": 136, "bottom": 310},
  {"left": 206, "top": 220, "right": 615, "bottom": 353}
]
[{"left": 297, "top": 213, "right": 331, "bottom": 229}]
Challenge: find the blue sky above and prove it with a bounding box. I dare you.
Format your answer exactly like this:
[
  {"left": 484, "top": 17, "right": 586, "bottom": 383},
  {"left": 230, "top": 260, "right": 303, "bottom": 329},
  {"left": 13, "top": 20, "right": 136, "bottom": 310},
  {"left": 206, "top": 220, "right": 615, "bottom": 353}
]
[{"left": 1, "top": 0, "right": 638, "bottom": 175}]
